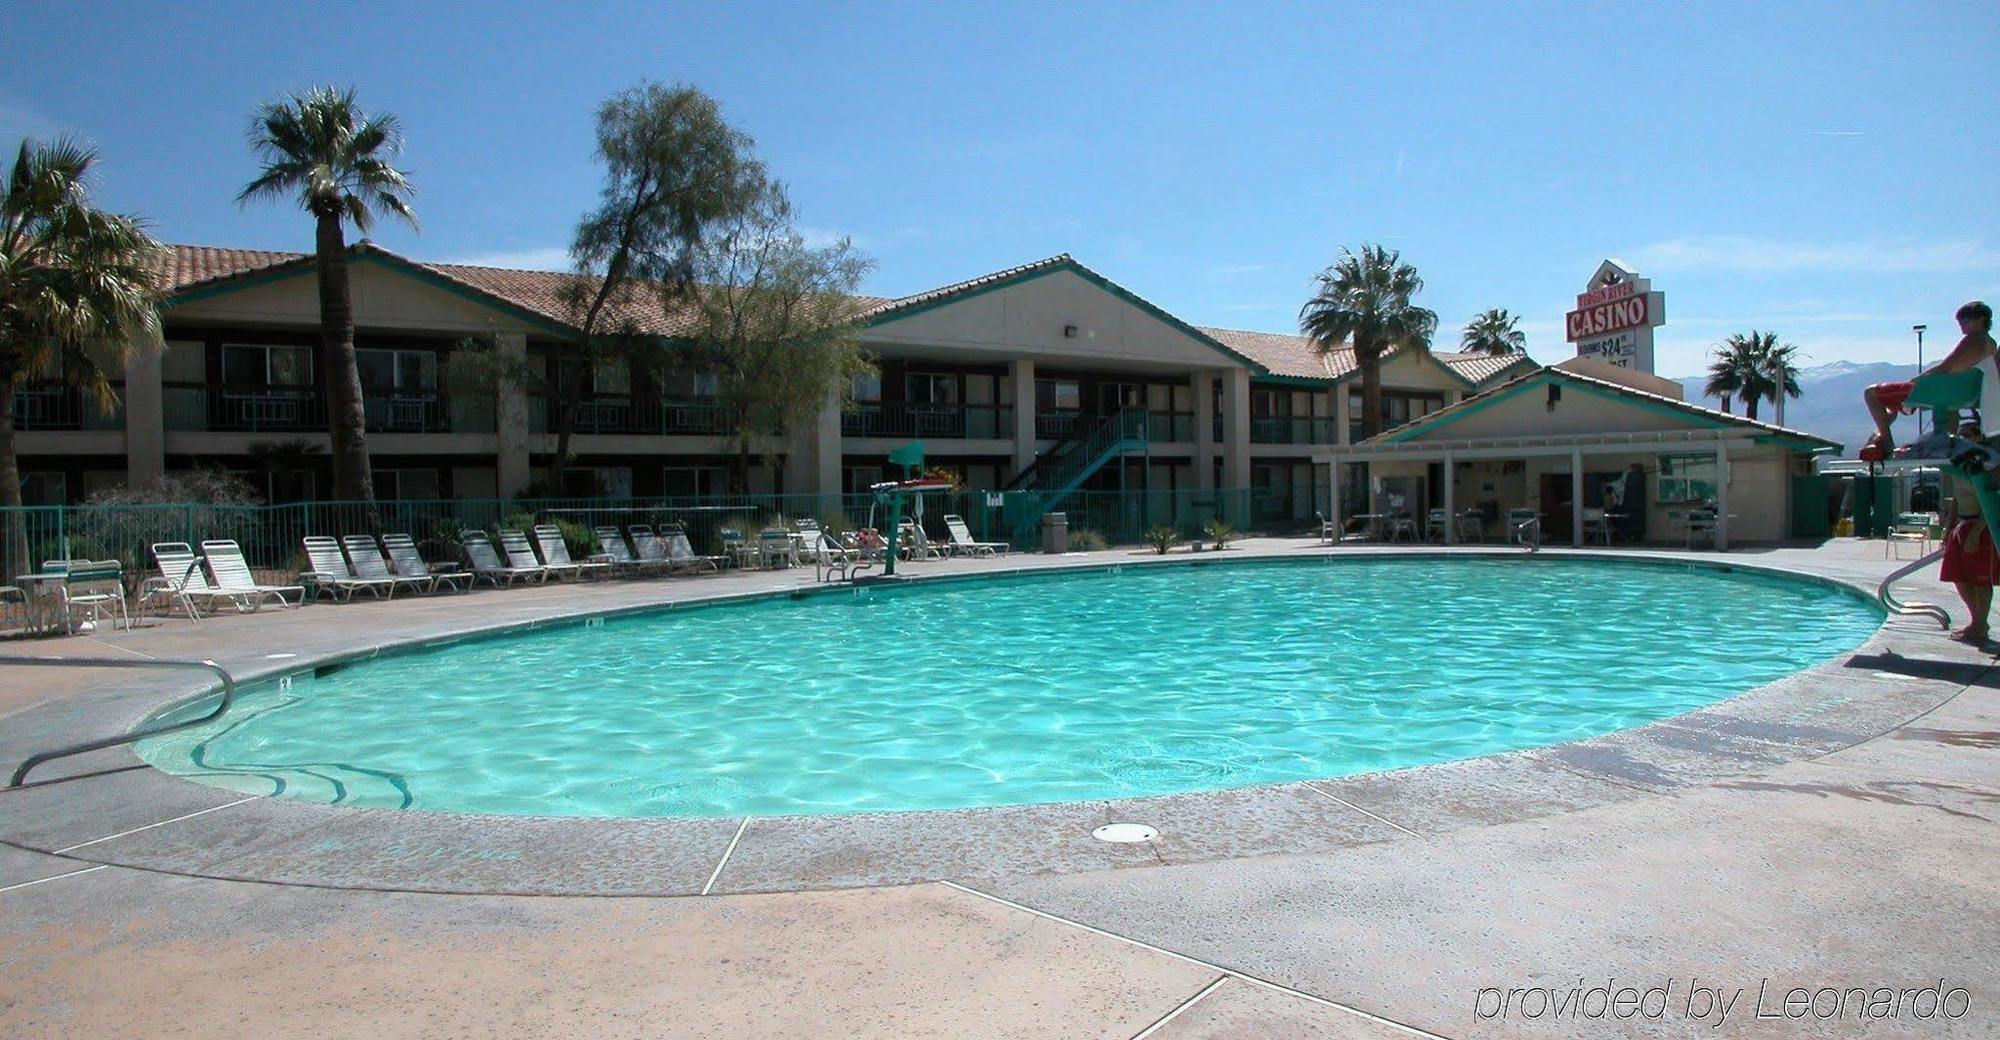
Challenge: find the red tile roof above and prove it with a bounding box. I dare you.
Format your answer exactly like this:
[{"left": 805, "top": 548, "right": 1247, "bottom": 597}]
[{"left": 1433, "top": 349, "right": 1537, "bottom": 386}]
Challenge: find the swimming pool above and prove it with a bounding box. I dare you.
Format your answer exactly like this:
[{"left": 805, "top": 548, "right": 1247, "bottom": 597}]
[{"left": 136, "top": 557, "right": 1882, "bottom": 818}]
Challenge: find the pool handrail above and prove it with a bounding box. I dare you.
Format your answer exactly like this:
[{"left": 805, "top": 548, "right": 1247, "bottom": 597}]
[
  {"left": 5, "top": 656, "right": 237, "bottom": 787},
  {"left": 1876, "top": 547, "right": 1951, "bottom": 630}
]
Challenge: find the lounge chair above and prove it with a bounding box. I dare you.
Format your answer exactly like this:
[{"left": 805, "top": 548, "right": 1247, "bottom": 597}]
[
  {"left": 533, "top": 525, "right": 611, "bottom": 581},
  {"left": 898, "top": 520, "right": 943, "bottom": 561},
  {"left": 943, "top": 514, "right": 1008, "bottom": 558},
  {"left": 300, "top": 536, "right": 396, "bottom": 601},
  {"left": 596, "top": 526, "right": 669, "bottom": 577},
  {"left": 461, "top": 531, "right": 548, "bottom": 587},
  {"left": 340, "top": 535, "right": 435, "bottom": 597},
  {"left": 383, "top": 533, "right": 472, "bottom": 593},
  {"left": 628, "top": 525, "right": 679, "bottom": 572},
  {"left": 200, "top": 539, "right": 305, "bottom": 608},
  {"left": 499, "top": 529, "right": 579, "bottom": 581},
  {"left": 664, "top": 525, "right": 725, "bottom": 573},
  {"left": 142, "top": 542, "right": 248, "bottom": 620}
]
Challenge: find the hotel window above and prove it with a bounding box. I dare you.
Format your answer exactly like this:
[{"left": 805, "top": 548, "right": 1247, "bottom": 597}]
[
  {"left": 375, "top": 468, "right": 442, "bottom": 501},
  {"left": 1348, "top": 389, "right": 1444, "bottom": 439},
  {"left": 661, "top": 369, "right": 717, "bottom": 398},
  {"left": 905, "top": 372, "right": 959, "bottom": 404},
  {"left": 850, "top": 371, "right": 881, "bottom": 402},
  {"left": 1658, "top": 454, "right": 1718, "bottom": 503},
  {"left": 843, "top": 465, "right": 884, "bottom": 494},
  {"left": 355, "top": 349, "right": 437, "bottom": 392},
  {"left": 222, "top": 344, "right": 313, "bottom": 387},
  {"left": 1036, "top": 378, "right": 1081, "bottom": 411},
  {"left": 661, "top": 465, "right": 726, "bottom": 497}
]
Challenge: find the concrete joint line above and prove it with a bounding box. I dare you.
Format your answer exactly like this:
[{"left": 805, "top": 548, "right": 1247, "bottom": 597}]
[
  {"left": 701, "top": 818, "right": 750, "bottom": 895},
  {"left": 83, "top": 638, "right": 155, "bottom": 660},
  {"left": 937, "top": 880, "right": 1450, "bottom": 1040},
  {"left": 53, "top": 796, "right": 259, "bottom": 854},
  {"left": 1300, "top": 781, "right": 1422, "bottom": 836},
  {"left": 1129, "top": 975, "right": 1228, "bottom": 1040},
  {"left": 0, "top": 863, "right": 108, "bottom": 893}
]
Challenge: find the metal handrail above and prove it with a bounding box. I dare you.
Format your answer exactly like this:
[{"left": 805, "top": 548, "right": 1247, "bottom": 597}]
[
  {"left": 1514, "top": 516, "right": 1541, "bottom": 552},
  {"left": 5, "top": 656, "right": 237, "bottom": 787},
  {"left": 1876, "top": 548, "right": 1951, "bottom": 629}
]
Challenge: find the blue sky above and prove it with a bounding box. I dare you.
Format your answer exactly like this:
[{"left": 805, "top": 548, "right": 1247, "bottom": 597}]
[{"left": 7, "top": 1, "right": 1994, "bottom": 376}]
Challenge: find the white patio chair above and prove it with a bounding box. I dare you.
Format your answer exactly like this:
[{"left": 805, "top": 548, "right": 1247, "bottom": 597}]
[
  {"left": 461, "top": 531, "right": 548, "bottom": 587},
  {"left": 943, "top": 514, "right": 1008, "bottom": 557},
  {"left": 339, "top": 535, "right": 434, "bottom": 597},
  {"left": 301, "top": 536, "right": 396, "bottom": 601},
  {"left": 383, "top": 533, "right": 472, "bottom": 593},
  {"left": 201, "top": 539, "right": 305, "bottom": 608},
  {"left": 533, "top": 525, "right": 611, "bottom": 581}
]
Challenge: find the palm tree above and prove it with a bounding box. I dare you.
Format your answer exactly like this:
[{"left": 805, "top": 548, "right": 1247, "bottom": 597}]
[
  {"left": 1300, "top": 245, "right": 1437, "bottom": 440},
  {"left": 239, "top": 86, "right": 416, "bottom": 504},
  {"left": 1706, "top": 331, "right": 1801, "bottom": 422},
  {"left": 0, "top": 139, "right": 164, "bottom": 575},
  {"left": 1461, "top": 308, "right": 1527, "bottom": 355}
]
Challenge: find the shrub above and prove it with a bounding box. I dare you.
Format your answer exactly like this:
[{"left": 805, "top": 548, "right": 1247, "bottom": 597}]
[
  {"left": 1069, "top": 527, "right": 1107, "bottom": 552},
  {"left": 551, "top": 517, "right": 596, "bottom": 560},
  {"left": 1203, "top": 518, "right": 1237, "bottom": 549},
  {"left": 1145, "top": 526, "right": 1181, "bottom": 554}
]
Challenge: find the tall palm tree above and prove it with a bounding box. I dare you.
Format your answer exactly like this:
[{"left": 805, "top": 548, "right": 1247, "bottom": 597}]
[
  {"left": 1300, "top": 244, "right": 1437, "bottom": 440},
  {"left": 1706, "top": 331, "right": 1801, "bottom": 422},
  {"left": 1461, "top": 308, "right": 1527, "bottom": 355},
  {"left": 0, "top": 139, "right": 165, "bottom": 574},
  {"left": 239, "top": 86, "right": 416, "bottom": 504}
]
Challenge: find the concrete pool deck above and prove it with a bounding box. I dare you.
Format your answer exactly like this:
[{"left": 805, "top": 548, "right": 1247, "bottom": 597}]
[{"left": 1, "top": 539, "right": 1995, "bottom": 1037}]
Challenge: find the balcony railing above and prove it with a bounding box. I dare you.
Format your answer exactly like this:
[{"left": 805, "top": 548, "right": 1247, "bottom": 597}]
[
  {"left": 165, "top": 386, "right": 491, "bottom": 434},
  {"left": 530, "top": 396, "right": 725, "bottom": 436},
  {"left": 12, "top": 384, "right": 123, "bottom": 431},
  {"left": 842, "top": 402, "right": 1011, "bottom": 439},
  {"left": 1039, "top": 410, "right": 1188, "bottom": 442},
  {"left": 1251, "top": 416, "right": 1340, "bottom": 444}
]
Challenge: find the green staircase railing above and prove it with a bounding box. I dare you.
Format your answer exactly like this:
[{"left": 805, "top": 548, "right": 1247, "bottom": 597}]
[{"left": 1004, "top": 410, "right": 1149, "bottom": 542}]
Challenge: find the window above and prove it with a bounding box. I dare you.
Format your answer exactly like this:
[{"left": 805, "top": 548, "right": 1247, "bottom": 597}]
[
  {"left": 1036, "top": 378, "right": 1080, "bottom": 411},
  {"left": 843, "top": 465, "right": 884, "bottom": 494},
  {"left": 1658, "top": 454, "right": 1717, "bottom": 503},
  {"left": 662, "top": 465, "right": 727, "bottom": 497},
  {"left": 1100, "top": 382, "right": 1143, "bottom": 411},
  {"left": 850, "top": 371, "right": 881, "bottom": 402},
  {"left": 355, "top": 349, "right": 437, "bottom": 392},
  {"left": 1348, "top": 390, "right": 1444, "bottom": 440},
  {"left": 906, "top": 372, "right": 959, "bottom": 404},
  {"left": 222, "top": 344, "right": 312, "bottom": 387},
  {"left": 376, "top": 468, "right": 441, "bottom": 501},
  {"left": 662, "top": 369, "right": 717, "bottom": 398},
  {"left": 19, "top": 471, "right": 66, "bottom": 505}
]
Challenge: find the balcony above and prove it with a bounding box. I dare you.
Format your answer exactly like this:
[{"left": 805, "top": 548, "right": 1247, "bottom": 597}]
[
  {"left": 529, "top": 396, "right": 724, "bottom": 436},
  {"left": 12, "top": 384, "right": 123, "bottom": 431},
  {"left": 1251, "top": 416, "right": 1340, "bottom": 444},
  {"left": 1038, "top": 410, "right": 1189, "bottom": 442},
  {"left": 166, "top": 386, "right": 492, "bottom": 434},
  {"left": 843, "top": 402, "right": 1011, "bottom": 439}
]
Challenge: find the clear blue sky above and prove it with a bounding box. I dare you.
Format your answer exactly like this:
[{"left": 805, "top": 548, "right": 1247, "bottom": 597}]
[{"left": 6, "top": 1, "right": 1994, "bottom": 376}]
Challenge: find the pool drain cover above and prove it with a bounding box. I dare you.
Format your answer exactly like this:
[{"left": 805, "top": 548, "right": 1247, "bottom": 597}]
[{"left": 1093, "top": 823, "right": 1158, "bottom": 844}]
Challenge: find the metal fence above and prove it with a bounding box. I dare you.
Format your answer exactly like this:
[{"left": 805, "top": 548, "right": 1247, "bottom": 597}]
[{"left": 0, "top": 486, "right": 1324, "bottom": 583}]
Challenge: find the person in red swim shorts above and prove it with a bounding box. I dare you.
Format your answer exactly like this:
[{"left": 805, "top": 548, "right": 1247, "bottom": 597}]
[
  {"left": 1861, "top": 301, "right": 1996, "bottom": 461},
  {"left": 1940, "top": 418, "right": 2000, "bottom": 642}
]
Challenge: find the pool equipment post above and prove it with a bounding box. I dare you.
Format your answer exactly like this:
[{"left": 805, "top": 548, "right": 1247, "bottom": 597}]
[{"left": 873, "top": 442, "right": 935, "bottom": 577}]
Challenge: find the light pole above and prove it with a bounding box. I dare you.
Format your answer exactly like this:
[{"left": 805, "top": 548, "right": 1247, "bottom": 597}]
[{"left": 1913, "top": 323, "right": 1928, "bottom": 438}]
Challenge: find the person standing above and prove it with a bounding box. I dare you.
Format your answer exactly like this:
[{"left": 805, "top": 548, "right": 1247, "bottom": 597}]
[{"left": 1940, "top": 418, "right": 1999, "bottom": 642}]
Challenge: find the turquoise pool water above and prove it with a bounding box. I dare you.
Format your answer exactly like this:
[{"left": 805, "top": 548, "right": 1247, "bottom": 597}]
[{"left": 137, "top": 558, "right": 1882, "bottom": 818}]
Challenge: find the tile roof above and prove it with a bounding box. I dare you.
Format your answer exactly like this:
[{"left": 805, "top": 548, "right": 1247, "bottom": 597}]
[
  {"left": 161, "top": 242, "right": 895, "bottom": 337},
  {"left": 1366, "top": 364, "right": 1839, "bottom": 448},
  {"left": 1433, "top": 349, "right": 1537, "bottom": 386},
  {"left": 1196, "top": 326, "right": 1338, "bottom": 379}
]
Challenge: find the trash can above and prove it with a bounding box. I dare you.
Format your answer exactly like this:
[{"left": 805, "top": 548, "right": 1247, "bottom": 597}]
[{"left": 1042, "top": 512, "right": 1068, "bottom": 555}]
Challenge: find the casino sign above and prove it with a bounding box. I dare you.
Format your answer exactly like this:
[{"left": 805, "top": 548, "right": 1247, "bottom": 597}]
[{"left": 1565, "top": 259, "right": 1666, "bottom": 374}]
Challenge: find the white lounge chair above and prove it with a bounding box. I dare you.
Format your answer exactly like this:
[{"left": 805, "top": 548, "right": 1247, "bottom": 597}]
[
  {"left": 664, "top": 525, "right": 725, "bottom": 573},
  {"left": 500, "top": 529, "right": 579, "bottom": 581},
  {"left": 143, "top": 542, "right": 248, "bottom": 620},
  {"left": 628, "top": 525, "right": 680, "bottom": 573},
  {"left": 301, "top": 536, "right": 395, "bottom": 601},
  {"left": 533, "top": 524, "right": 610, "bottom": 581},
  {"left": 943, "top": 514, "right": 1008, "bottom": 557},
  {"left": 596, "top": 526, "right": 668, "bottom": 577},
  {"left": 898, "top": 520, "right": 943, "bottom": 561},
  {"left": 383, "top": 533, "right": 472, "bottom": 593},
  {"left": 340, "top": 535, "right": 435, "bottom": 597},
  {"left": 200, "top": 539, "right": 305, "bottom": 608},
  {"left": 461, "top": 531, "right": 548, "bottom": 587}
]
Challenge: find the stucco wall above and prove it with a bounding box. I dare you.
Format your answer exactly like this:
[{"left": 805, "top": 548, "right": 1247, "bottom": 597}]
[
  {"left": 1427, "top": 381, "right": 1713, "bottom": 439},
  {"left": 169, "top": 261, "right": 548, "bottom": 336}
]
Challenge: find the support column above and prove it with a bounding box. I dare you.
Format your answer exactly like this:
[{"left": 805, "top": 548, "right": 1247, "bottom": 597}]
[
  {"left": 1714, "top": 440, "right": 1730, "bottom": 550},
  {"left": 494, "top": 332, "right": 531, "bottom": 498},
  {"left": 1009, "top": 359, "right": 1036, "bottom": 478},
  {"left": 1334, "top": 383, "right": 1352, "bottom": 445},
  {"left": 122, "top": 343, "right": 164, "bottom": 485},
  {"left": 1222, "top": 368, "right": 1251, "bottom": 491},
  {"left": 783, "top": 390, "right": 842, "bottom": 504},
  {"left": 1193, "top": 371, "right": 1218, "bottom": 490},
  {"left": 1327, "top": 457, "right": 1341, "bottom": 542},
  {"left": 1570, "top": 447, "right": 1584, "bottom": 548},
  {"left": 1443, "top": 450, "right": 1456, "bottom": 545}
]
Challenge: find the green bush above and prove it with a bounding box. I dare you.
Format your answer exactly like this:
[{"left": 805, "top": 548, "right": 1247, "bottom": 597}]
[
  {"left": 1070, "top": 527, "right": 1107, "bottom": 552},
  {"left": 1145, "top": 526, "right": 1182, "bottom": 555},
  {"left": 1203, "top": 518, "right": 1237, "bottom": 549},
  {"left": 551, "top": 517, "right": 596, "bottom": 560}
]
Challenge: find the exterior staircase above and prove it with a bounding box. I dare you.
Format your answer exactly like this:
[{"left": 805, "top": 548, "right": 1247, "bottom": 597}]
[{"left": 1003, "top": 410, "right": 1149, "bottom": 544}]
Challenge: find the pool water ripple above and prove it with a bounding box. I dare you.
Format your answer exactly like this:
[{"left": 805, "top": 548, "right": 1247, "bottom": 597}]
[{"left": 137, "top": 558, "right": 1882, "bottom": 818}]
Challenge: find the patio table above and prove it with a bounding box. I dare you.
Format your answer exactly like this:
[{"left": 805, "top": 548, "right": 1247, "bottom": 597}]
[{"left": 12, "top": 573, "right": 73, "bottom": 636}]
